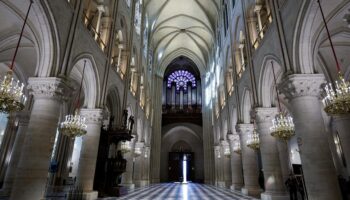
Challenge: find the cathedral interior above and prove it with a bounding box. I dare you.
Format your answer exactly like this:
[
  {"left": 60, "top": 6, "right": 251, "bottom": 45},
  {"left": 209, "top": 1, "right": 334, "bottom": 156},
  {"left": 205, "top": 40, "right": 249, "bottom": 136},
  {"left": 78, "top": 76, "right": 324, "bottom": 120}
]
[{"left": 0, "top": 0, "right": 350, "bottom": 199}]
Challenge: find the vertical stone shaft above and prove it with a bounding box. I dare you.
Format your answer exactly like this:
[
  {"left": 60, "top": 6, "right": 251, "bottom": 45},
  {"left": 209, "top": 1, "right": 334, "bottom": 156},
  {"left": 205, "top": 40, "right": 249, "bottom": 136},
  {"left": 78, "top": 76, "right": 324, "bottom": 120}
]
[
  {"left": 11, "top": 78, "right": 70, "bottom": 200},
  {"left": 280, "top": 74, "right": 341, "bottom": 200}
]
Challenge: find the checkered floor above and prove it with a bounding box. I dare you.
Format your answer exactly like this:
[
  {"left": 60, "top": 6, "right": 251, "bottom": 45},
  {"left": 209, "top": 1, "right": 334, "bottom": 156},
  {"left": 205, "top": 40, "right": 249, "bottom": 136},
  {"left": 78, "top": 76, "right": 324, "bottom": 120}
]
[{"left": 103, "top": 183, "right": 258, "bottom": 200}]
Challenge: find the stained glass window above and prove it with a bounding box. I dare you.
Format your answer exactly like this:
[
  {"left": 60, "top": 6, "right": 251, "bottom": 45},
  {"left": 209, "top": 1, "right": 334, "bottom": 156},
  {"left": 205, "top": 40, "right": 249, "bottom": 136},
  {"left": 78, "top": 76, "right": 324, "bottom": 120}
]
[
  {"left": 134, "top": 0, "right": 142, "bottom": 35},
  {"left": 167, "top": 70, "right": 196, "bottom": 91}
]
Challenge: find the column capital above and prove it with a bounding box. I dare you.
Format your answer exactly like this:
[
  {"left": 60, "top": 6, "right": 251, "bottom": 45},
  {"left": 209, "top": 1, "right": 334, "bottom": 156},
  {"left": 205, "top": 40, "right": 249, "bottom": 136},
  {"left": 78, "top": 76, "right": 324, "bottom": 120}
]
[
  {"left": 80, "top": 108, "right": 103, "bottom": 124},
  {"left": 227, "top": 133, "right": 240, "bottom": 142},
  {"left": 96, "top": 5, "right": 106, "bottom": 13},
  {"left": 279, "top": 74, "right": 326, "bottom": 101},
  {"left": 27, "top": 77, "right": 72, "bottom": 101},
  {"left": 236, "top": 123, "right": 254, "bottom": 135},
  {"left": 220, "top": 139, "right": 229, "bottom": 147},
  {"left": 254, "top": 107, "right": 278, "bottom": 123}
]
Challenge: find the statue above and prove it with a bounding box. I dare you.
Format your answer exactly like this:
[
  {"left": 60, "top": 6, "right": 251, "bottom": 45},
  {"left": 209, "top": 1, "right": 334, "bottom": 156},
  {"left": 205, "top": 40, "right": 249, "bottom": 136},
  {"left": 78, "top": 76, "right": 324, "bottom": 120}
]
[
  {"left": 128, "top": 115, "right": 135, "bottom": 134},
  {"left": 122, "top": 109, "right": 128, "bottom": 129}
]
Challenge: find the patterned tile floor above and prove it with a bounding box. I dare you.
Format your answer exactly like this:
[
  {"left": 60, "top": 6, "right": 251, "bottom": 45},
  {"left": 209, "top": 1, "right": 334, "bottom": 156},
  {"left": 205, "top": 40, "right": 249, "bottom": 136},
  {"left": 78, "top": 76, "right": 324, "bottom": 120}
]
[{"left": 103, "top": 183, "right": 258, "bottom": 200}]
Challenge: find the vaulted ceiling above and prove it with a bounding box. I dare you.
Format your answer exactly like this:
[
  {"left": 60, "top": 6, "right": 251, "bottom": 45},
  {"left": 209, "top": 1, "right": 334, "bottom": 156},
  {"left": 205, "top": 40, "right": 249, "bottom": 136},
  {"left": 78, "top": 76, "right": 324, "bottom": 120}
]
[{"left": 145, "top": 0, "right": 219, "bottom": 74}]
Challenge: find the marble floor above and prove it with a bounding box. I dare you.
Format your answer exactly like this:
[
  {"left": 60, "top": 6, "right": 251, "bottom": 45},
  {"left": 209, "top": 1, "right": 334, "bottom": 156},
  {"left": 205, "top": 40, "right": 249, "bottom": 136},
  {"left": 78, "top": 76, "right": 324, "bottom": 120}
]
[{"left": 103, "top": 183, "right": 258, "bottom": 200}]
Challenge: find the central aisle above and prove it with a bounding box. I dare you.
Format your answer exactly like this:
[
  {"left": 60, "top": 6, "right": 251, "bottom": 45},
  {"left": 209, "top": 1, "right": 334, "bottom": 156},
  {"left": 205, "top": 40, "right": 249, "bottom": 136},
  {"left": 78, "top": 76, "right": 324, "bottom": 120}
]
[{"left": 104, "top": 183, "right": 258, "bottom": 200}]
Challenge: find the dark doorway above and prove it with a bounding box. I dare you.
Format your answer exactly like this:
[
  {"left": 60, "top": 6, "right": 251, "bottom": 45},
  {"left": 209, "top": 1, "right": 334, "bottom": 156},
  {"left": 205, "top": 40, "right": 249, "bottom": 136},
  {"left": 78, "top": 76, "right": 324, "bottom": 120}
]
[{"left": 168, "top": 152, "right": 194, "bottom": 182}]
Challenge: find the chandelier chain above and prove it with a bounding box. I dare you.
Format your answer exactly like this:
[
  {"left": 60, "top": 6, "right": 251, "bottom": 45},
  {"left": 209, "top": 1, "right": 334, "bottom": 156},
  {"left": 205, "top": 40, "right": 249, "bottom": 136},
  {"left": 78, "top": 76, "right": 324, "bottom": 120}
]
[
  {"left": 10, "top": 0, "right": 34, "bottom": 70},
  {"left": 317, "top": 0, "right": 341, "bottom": 73}
]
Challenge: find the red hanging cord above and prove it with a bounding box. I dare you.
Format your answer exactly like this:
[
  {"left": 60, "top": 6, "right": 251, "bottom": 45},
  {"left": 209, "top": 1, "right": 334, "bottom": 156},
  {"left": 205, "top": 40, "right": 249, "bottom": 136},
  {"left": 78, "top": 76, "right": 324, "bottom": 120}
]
[
  {"left": 317, "top": 0, "right": 341, "bottom": 73},
  {"left": 9, "top": 0, "right": 33, "bottom": 70},
  {"left": 75, "top": 60, "right": 87, "bottom": 111},
  {"left": 271, "top": 61, "right": 282, "bottom": 112}
]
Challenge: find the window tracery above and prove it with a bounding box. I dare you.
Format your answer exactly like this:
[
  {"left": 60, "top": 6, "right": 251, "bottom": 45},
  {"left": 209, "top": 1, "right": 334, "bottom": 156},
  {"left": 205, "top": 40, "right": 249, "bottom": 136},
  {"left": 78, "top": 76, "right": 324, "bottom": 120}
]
[{"left": 167, "top": 70, "right": 196, "bottom": 91}]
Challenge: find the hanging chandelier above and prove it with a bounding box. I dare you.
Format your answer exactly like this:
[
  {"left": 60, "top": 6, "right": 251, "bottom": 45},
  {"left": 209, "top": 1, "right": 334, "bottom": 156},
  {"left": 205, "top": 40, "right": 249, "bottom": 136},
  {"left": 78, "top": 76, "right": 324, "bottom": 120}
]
[
  {"left": 120, "top": 141, "right": 131, "bottom": 154},
  {"left": 60, "top": 60, "right": 88, "bottom": 137},
  {"left": 0, "top": 1, "right": 33, "bottom": 113},
  {"left": 317, "top": 0, "right": 350, "bottom": 115},
  {"left": 269, "top": 61, "right": 295, "bottom": 141},
  {"left": 247, "top": 127, "right": 260, "bottom": 150},
  {"left": 233, "top": 140, "right": 241, "bottom": 154}
]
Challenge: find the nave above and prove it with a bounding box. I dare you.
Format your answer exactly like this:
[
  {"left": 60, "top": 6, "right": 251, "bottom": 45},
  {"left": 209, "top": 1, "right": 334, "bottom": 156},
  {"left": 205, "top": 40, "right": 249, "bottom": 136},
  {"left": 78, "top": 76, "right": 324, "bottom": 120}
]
[{"left": 103, "top": 183, "right": 257, "bottom": 200}]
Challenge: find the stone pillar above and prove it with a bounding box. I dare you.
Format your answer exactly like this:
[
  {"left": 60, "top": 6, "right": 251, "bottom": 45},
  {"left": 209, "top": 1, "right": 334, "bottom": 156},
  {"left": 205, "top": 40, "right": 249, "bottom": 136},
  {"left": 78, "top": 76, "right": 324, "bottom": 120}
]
[
  {"left": 254, "top": 5, "right": 263, "bottom": 38},
  {"left": 221, "top": 140, "right": 232, "bottom": 188},
  {"left": 214, "top": 145, "right": 223, "bottom": 186},
  {"left": 255, "top": 107, "right": 288, "bottom": 200},
  {"left": 121, "top": 140, "right": 135, "bottom": 189},
  {"left": 276, "top": 140, "right": 290, "bottom": 182},
  {"left": 76, "top": 108, "right": 103, "bottom": 200},
  {"left": 227, "top": 133, "right": 244, "bottom": 190},
  {"left": 10, "top": 77, "right": 71, "bottom": 200},
  {"left": 279, "top": 74, "right": 342, "bottom": 200},
  {"left": 95, "top": 5, "right": 105, "bottom": 40},
  {"left": 117, "top": 44, "right": 124, "bottom": 71},
  {"left": 334, "top": 115, "right": 350, "bottom": 177},
  {"left": 237, "top": 123, "right": 261, "bottom": 197},
  {"left": 150, "top": 75, "right": 162, "bottom": 183},
  {"left": 247, "top": 17, "right": 258, "bottom": 47},
  {"left": 1, "top": 112, "right": 29, "bottom": 196}
]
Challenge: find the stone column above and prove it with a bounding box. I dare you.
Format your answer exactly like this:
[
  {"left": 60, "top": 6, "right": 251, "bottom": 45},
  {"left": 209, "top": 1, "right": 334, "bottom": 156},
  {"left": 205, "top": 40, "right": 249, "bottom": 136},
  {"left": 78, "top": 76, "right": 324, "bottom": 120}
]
[
  {"left": 334, "top": 115, "right": 350, "bottom": 176},
  {"left": 221, "top": 140, "right": 232, "bottom": 188},
  {"left": 95, "top": 5, "right": 105, "bottom": 40},
  {"left": 150, "top": 75, "right": 162, "bottom": 183},
  {"left": 76, "top": 108, "right": 103, "bottom": 200},
  {"left": 10, "top": 77, "right": 71, "bottom": 200},
  {"left": 254, "top": 5, "right": 263, "bottom": 38},
  {"left": 1, "top": 112, "right": 29, "bottom": 196},
  {"left": 227, "top": 133, "right": 244, "bottom": 190},
  {"left": 247, "top": 18, "right": 258, "bottom": 47},
  {"left": 237, "top": 123, "right": 261, "bottom": 197},
  {"left": 140, "top": 145, "right": 150, "bottom": 186},
  {"left": 279, "top": 74, "right": 342, "bottom": 200},
  {"left": 214, "top": 145, "right": 222, "bottom": 186},
  {"left": 121, "top": 139, "right": 135, "bottom": 189},
  {"left": 255, "top": 107, "right": 288, "bottom": 200}
]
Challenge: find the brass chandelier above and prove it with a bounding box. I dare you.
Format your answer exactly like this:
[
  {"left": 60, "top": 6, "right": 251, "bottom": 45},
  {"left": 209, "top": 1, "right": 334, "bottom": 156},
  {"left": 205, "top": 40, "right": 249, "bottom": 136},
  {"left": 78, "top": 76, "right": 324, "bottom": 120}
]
[
  {"left": 0, "top": 1, "right": 33, "bottom": 113},
  {"left": 247, "top": 124, "right": 260, "bottom": 150},
  {"left": 270, "top": 61, "right": 295, "bottom": 141},
  {"left": 60, "top": 61, "right": 88, "bottom": 137},
  {"left": 318, "top": 0, "right": 350, "bottom": 116}
]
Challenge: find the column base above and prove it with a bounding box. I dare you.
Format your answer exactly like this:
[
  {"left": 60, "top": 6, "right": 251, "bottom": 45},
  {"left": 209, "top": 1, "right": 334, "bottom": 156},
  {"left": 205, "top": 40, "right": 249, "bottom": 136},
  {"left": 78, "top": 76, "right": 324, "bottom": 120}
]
[
  {"left": 120, "top": 183, "right": 135, "bottom": 190},
  {"left": 138, "top": 180, "right": 150, "bottom": 187},
  {"left": 241, "top": 187, "right": 262, "bottom": 197},
  {"left": 217, "top": 181, "right": 226, "bottom": 188},
  {"left": 82, "top": 191, "right": 98, "bottom": 200},
  {"left": 230, "top": 184, "right": 243, "bottom": 191},
  {"left": 261, "top": 192, "right": 289, "bottom": 200}
]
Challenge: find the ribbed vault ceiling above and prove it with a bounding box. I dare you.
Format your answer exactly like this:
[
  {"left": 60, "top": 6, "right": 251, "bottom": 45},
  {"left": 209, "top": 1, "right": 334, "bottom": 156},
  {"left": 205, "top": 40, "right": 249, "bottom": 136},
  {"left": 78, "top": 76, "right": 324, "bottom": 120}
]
[{"left": 145, "top": 0, "right": 219, "bottom": 74}]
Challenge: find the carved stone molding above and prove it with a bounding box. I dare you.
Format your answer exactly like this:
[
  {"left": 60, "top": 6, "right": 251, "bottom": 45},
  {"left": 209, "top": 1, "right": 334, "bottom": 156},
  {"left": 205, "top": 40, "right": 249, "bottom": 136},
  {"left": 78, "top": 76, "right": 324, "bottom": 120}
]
[
  {"left": 279, "top": 74, "right": 326, "bottom": 101},
  {"left": 254, "top": 107, "right": 278, "bottom": 123},
  {"left": 80, "top": 109, "right": 103, "bottom": 124},
  {"left": 227, "top": 133, "right": 240, "bottom": 142},
  {"left": 27, "top": 77, "right": 72, "bottom": 101},
  {"left": 236, "top": 123, "right": 254, "bottom": 135}
]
